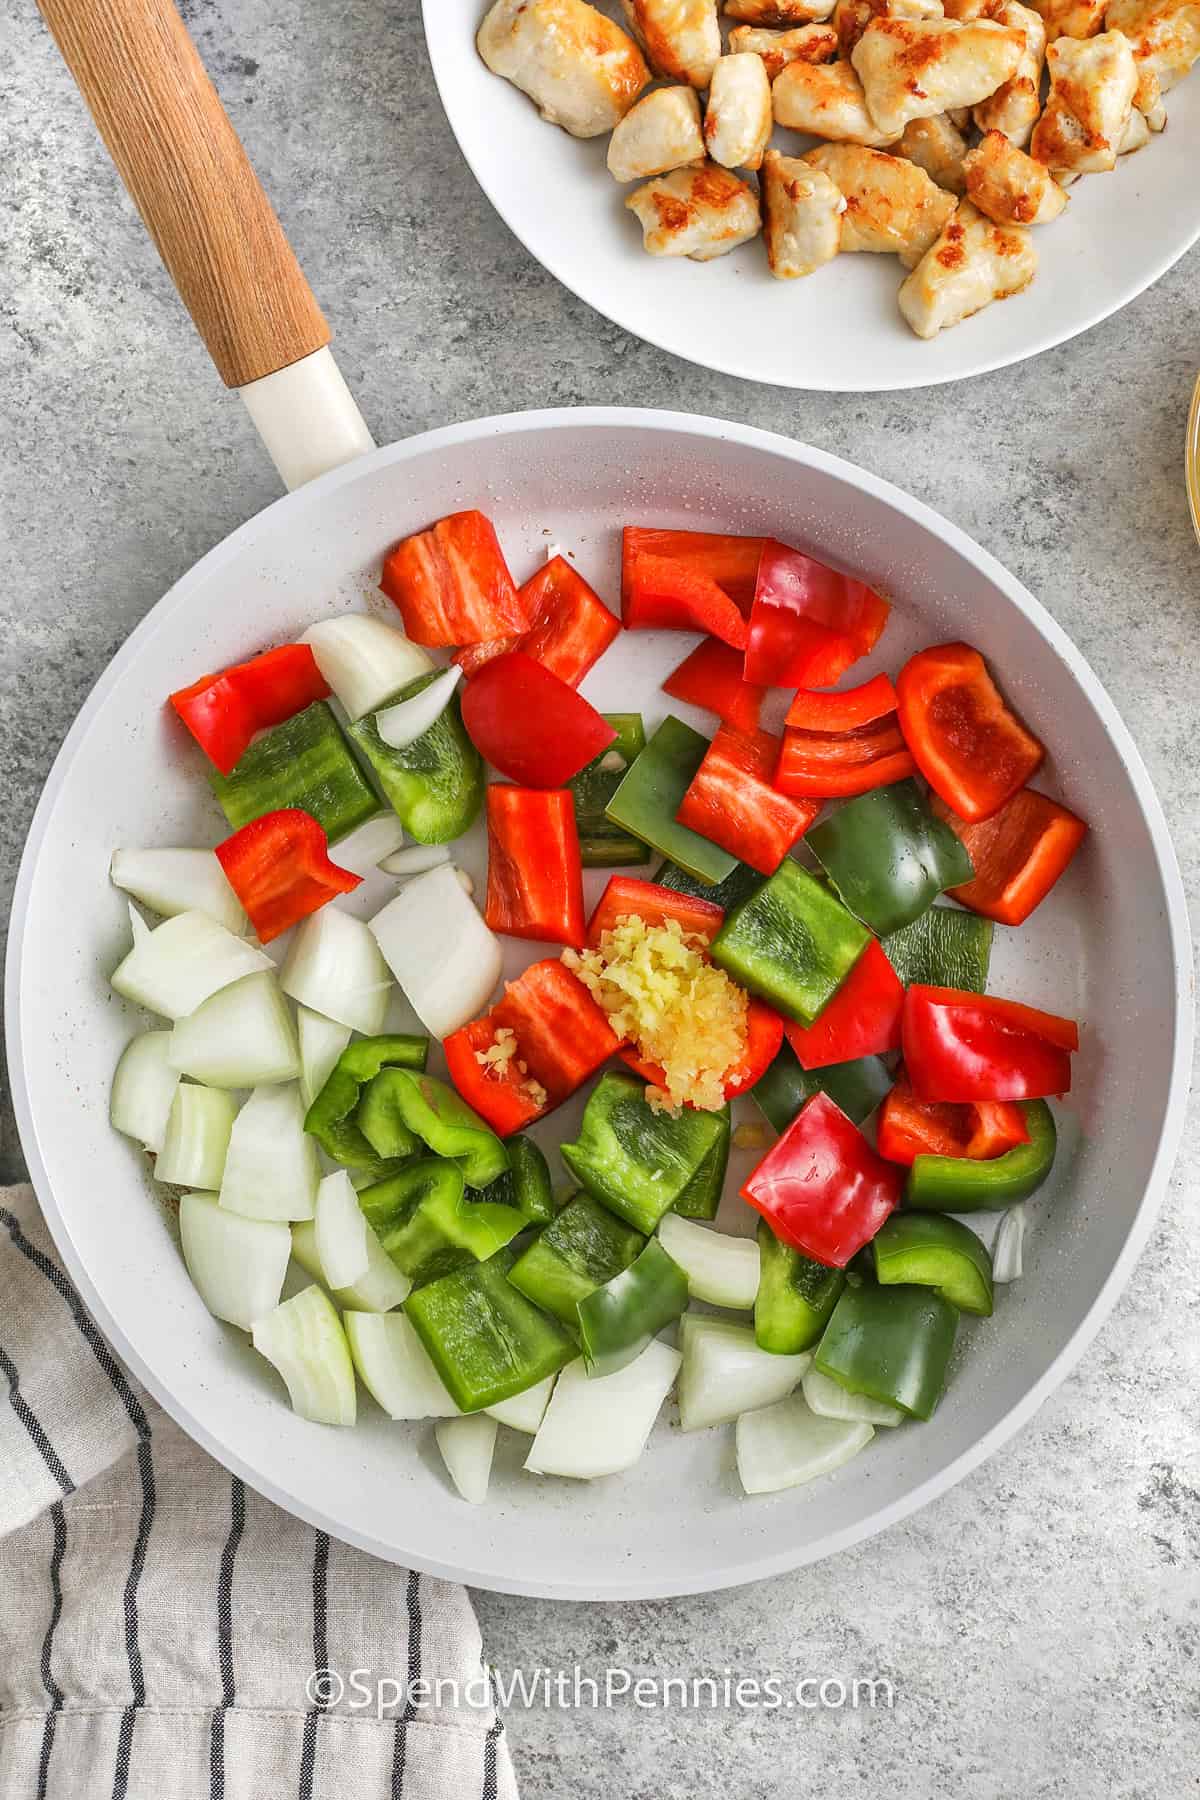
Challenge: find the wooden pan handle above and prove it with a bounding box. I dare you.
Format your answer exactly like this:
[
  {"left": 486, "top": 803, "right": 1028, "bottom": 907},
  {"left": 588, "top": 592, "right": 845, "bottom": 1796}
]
[{"left": 38, "top": 0, "right": 330, "bottom": 388}]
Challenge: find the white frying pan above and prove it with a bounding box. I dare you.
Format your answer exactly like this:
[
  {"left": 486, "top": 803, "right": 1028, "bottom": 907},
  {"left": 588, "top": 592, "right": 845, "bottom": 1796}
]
[{"left": 8, "top": 0, "right": 1192, "bottom": 1599}]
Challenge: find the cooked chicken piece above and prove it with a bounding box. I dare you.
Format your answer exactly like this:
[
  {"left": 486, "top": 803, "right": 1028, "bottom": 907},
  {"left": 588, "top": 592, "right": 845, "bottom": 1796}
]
[
  {"left": 626, "top": 161, "right": 762, "bottom": 256},
  {"left": 963, "top": 129, "right": 1068, "bottom": 220},
  {"left": 761, "top": 148, "right": 847, "bottom": 272},
  {"left": 851, "top": 18, "right": 1025, "bottom": 136},
  {"left": 1030, "top": 30, "right": 1137, "bottom": 173},
  {"left": 804, "top": 142, "right": 957, "bottom": 262},
  {"left": 705, "top": 52, "right": 774, "bottom": 166},
  {"left": 1028, "top": 0, "right": 1105, "bottom": 37},
  {"left": 834, "top": 0, "right": 944, "bottom": 57},
  {"left": 1133, "top": 64, "right": 1167, "bottom": 126},
  {"left": 620, "top": 0, "right": 722, "bottom": 87},
  {"left": 897, "top": 198, "right": 1036, "bottom": 335},
  {"left": 1117, "top": 104, "right": 1152, "bottom": 146},
  {"left": 608, "top": 86, "right": 706, "bottom": 180},
  {"left": 1105, "top": 0, "right": 1200, "bottom": 88},
  {"left": 730, "top": 21, "right": 840, "bottom": 72},
  {"left": 897, "top": 113, "right": 969, "bottom": 190},
  {"left": 969, "top": 1, "right": 1045, "bottom": 143},
  {"left": 773, "top": 59, "right": 903, "bottom": 141},
  {"left": 725, "top": 0, "right": 836, "bottom": 20},
  {"left": 478, "top": 0, "right": 649, "bottom": 136}
]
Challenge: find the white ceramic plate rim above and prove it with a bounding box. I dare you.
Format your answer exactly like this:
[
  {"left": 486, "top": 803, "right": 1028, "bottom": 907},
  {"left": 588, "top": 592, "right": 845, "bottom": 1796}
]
[{"left": 7, "top": 408, "right": 1193, "bottom": 1598}]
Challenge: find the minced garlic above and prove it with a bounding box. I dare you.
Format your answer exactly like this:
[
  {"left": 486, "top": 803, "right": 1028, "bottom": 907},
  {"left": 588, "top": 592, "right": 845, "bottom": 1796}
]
[{"left": 564, "top": 914, "right": 747, "bottom": 1114}]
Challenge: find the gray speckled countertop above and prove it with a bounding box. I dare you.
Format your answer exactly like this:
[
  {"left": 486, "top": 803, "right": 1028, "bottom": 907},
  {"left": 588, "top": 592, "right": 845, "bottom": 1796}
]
[{"left": 3, "top": 1, "right": 1198, "bottom": 1794}]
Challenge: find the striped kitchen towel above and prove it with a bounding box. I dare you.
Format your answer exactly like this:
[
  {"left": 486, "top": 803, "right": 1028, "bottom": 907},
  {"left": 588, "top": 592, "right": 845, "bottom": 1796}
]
[{"left": 0, "top": 1185, "right": 518, "bottom": 1800}]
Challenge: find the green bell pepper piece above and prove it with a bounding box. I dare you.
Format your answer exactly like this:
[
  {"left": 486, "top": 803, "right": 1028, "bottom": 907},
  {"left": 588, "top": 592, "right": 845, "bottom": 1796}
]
[
  {"left": 884, "top": 905, "right": 993, "bottom": 993},
  {"left": 872, "top": 1214, "right": 993, "bottom": 1316},
  {"left": 672, "top": 1103, "right": 731, "bottom": 1220},
  {"left": 750, "top": 1039, "right": 891, "bottom": 1133},
  {"left": 652, "top": 858, "right": 763, "bottom": 912},
  {"left": 358, "top": 1157, "right": 524, "bottom": 1286},
  {"left": 815, "top": 1282, "right": 958, "bottom": 1420},
  {"left": 304, "top": 1034, "right": 429, "bottom": 1169},
  {"left": 906, "top": 1099, "right": 1056, "bottom": 1212},
  {"left": 479, "top": 1134, "right": 555, "bottom": 1224},
  {"left": 711, "top": 857, "right": 870, "bottom": 1025},
  {"left": 509, "top": 1192, "right": 645, "bottom": 1322},
  {"left": 576, "top": 1237, "right": 689, "bottom": 1377},
  {"left": 345, "top": 673, "right": 484, "bottom": 845},
  {"left": 560, "top": 1071, "right": 727, "bottom": 1234},
  {"left": 209, "top": 701, "right": 380, "bottom": 841},
  {"left": 405, "top": 1248, "right": 575, "bottom": 1412},
  {"left": 807, "top": 780, "right": 974, "bottom": 938},
  {"left": 604, "top": 716, "right": 737, "bottom": 885},
  {"left": 569, "top": 715, "right": 650, "bottom": 866},
  {"left": 754, "top": 1218, "right": 845, "bottom": 1354},
  {"left": 363, "top": 1071, "right": 509, "bottom": 1189},
  {"left": 356, "top": 1068, "right": 421, "bottom": 1162}
]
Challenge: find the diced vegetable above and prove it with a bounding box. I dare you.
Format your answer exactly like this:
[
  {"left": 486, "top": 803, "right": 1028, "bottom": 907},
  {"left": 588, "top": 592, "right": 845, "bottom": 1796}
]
[
  {"left": 215, "top": 809, "right": 360, "bottom": 945},
  {"left": 279, "top": 905, "right": 393, "bottom": 1036},
  {"left": 784, "top": 673, "right": 899, "bottom": 731},
  {"left": 807, "top": 780, "right": 975, "bottom": 938},
  {"left": 902, "top": 987, "right": 1078, "bottom": 1102},
  {"left": 651, "top": 857, "right": 762, "bottom": 914},
  {"left": 252, "top": 1286, "right": 357, "bottom": 1425},
  {"left": 405, "top": 1250, "right": 576, "bottom": 1413},
  {"left": 510, "top": 1191, "right": 645, "bottom": 1322},
  {"left": 662, "top": 638, "right": 765, "bottom": 733},
  {"left": 343, "top": 1311, "right": 456, "bottom": 1419},
  {"left": 585, "top": 873, "right": 723, "bottom": 946},
  {"left": 170, "top": 643, "right": 330, "bottom": 776},
  {"left": 568, "top": 715, "right": 650, "bottom": 867},
  {"left": 179, "top": 1192, "right": 291, "bottom": 1330},
  {"left": 932, "top": 788, "right": 1088, "bottom": 926},
  {"left": 754, "top": 1218, "right": 844, "bottom": 1353},
  {"left": 883, "top": 904, "right": 993, "bottom": 994},
  {"left": 484, "top": 785, "right": 586, "bottom": 949},
  {"left": 380, "top": 509, "right": 527, "bottom": 646},
  {"left": 457, "top": 555, "right": 620, "bottom": 689},
  {"left": 782, "top": 940, "right": 904, "bottom": 1070},
  {"left": 156, "top": 1084, "right": 237, "bottom": 1189},
  {"left": 360, "top": 1070, "right": 508, "bottom": 1188},
  {"left": 775, "top": 714, "right": 915, "bottom": 799},
  {"left": 815, "top": 1284, "right": 958, "bottom": 1421},
  {"left": 460, "top": 652, "right": 617, "bottom": 788},
  {"left": 604, "top": 717, "right": 738, "bottom": 886},
  {"left": 677, "top": 1315, "right": 809, "bottom": 1432},
  {"left": 314, "top": 1169, "right": 371, "bottom": 1289},
  {"left": 356, "top": 1070, "right": 428, "bottom": 1162},
  {"left": 623, "top": 527, "right": 763, "bottom": 610},
  {"left": 876, "top": 1071, "right": 1028, "bottom": 1169},
  {"left": 291, "top": 1217, "right": 412, "bottom": 1313},
  {"left": 301, "top": 614, "right": 435, "bottom": 720},
  {"left": 658, "top": 1214, "right": 760, "bottom": 1310},
  {"left": 751, "top": 1040, "right": 891, "bottom": 1133},
  {"left": 359, "top": 1157, "right": 524, "bottom": 1285},
  {"left": 297, "top": 1007, "right": 352, "bottom": 1110},
  {"left": 486, "top": 1372, "right": 556, "bottom": 1434},
  {"left": 561, "top": 1071, "right": 728, "bottom": 1234},
  {"left": 209, "top": 701, "right": 379, "bottom": 842},
  {"left": 110, "top": 1031, "right": 181, "bottom": 1153},
  {"left": 736, "top": 1393, "right": 874, "bottom": 1495},
  {"left": 435, "top": 1413, "right": 498, "bottom": 1503},
  {"left": 480, "top": 1134, "right": 555, "bottom": 1224},
  {"left": 576, "top": 1238, "right": 689, "bottom": 1377},
  {"left": 110, "top": 848, "right": 247, "bottom": 934},
  {"left": 375, "top": 665, "right": 462, "bottom": 749},
  {"left": 167, "top": 971, "right": 301, "bottom": 1088},
  {"left": 347, "top": 673, "right": 485, "bottom": 844},
  {"left": 370, "top": 863, "right": 502, "bottom": 1039},
  {"left": 621, "top": 534, "right": 749, "bottom": 649},
  {"left": 741, "top": 1092, "right": 902, "bottom": 1269},
  {"left": 379, "top": 843, "right": 452, "bottom": 877},
  {"left": 800, "top": 1363, "right": 904, "bottom": 1427},
  {"left": 711, "top": 858, "right": 870, "bottom": 1025},
  {"left": 872, "top": 1212, "right": 994, "bottom": 1315},
  {"left": 323, "top": 814, "right": 407, "bottom": 876},
  {"left": 744, "top": 540, "right": 890, "bottom": 688},
  {"left": 672, "top": 1102, "right": 731, "bottom": 1220},
  {"left": 220, "top": 1083, "right": 319, "bottom": 1222},
  {"left": 303, "top": 1034, "right": 428, "bottom": 1169},
  {"left": 111, "top": 908, "right": 271, "bottom": 1021},
  {"left": 896, "top": 642, "right": 1044, "bottom": 823},
  {"left": 676, "top": 725, "right": 821, "bottom": 876},
  {"left": 525, "top": 1340, "right": 681, "bottom": 1479},
  {"left": 992, "top": 1204, "right": 1026, "bottom": 1282},
  {"left": 905, "top": 1099, "right": 1057, "bottom": 1210}
]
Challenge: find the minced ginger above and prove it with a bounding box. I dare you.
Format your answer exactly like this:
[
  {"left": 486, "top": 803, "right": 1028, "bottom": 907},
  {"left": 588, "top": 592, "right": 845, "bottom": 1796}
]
[{"left": 564, "top": 914, "right": 747, "bottom": 1114}]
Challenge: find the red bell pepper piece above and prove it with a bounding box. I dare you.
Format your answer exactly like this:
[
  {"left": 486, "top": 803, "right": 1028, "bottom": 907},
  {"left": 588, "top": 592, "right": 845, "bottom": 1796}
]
[
  {"left": 170, "top": 644, "right": 330, "bottom": 777},
  {"left": 783, "top": 940, "right": 903, "bottom": 1070},
  {"left": 741, "top": 1091, "right": 902, "bottom": 1268},
  {"left": 459, "top": 652, "right": 616, "bottom": 788},
  {"left": 931, "top": 788, "right": 1088, "bottom": 927},
  {"left": 743, "top": 541, "right": 891, "bottom": 688},
  {"left": 214, "top": 808, "right": 360, "bottom": 945},
  {"left": 774, "top": 715, "right": 916, "bottom": 799},
  {"left": 662, "top": 638, "right": 766, "bottom": 732},
  {"left": 896, "top": 643, "right": 1044, "bottom": 823},
  {"left": 675, "top": 724, "right": 821, "bottom": 876},
  {"left": 380, "top": 510, "right": 529, "bottom": 647},
  {"left": 783, "top": 673, "right": 898, "bottom": 730},
  {"left": 902, "top": 985, "right": 1079, "bottom": 1103},
  {"left": 443, "top": 959, "right": 620, "bottom": 1134},
  {"left": 586, "top": 875, "right": 725, "bottom": 948},
  {"left": 454, "top": 556, "right": 620, "bottom": 687},
  {"left": 622, "top": 529, "right": 764, "bottom": 611},
  {"left": 621, "top": 536, "right": 750, "bottom": 651},
  {"left": 484, "top": 785, "right": 586, "bottom": 950},
  {"left": 877, "top": 1070, "right": 1029, "bottom": 1166},
  {"left": 620, "top": 997, "right": 784, "bottom": 1103}
]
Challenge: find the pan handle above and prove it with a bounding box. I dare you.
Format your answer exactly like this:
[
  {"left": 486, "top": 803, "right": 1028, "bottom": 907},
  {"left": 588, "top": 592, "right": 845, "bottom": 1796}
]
[{"left": 36, "top": 0, "right": 374, "bottom": 487}]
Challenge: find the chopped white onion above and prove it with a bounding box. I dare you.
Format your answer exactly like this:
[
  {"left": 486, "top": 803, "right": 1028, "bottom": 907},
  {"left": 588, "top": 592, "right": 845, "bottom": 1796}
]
[
  {"left": 378, "top": 843, "right": 453, "bottom": 878},
  {"left": 374, "top": 665, "right": 462, "bottom": 749},
  {"left": 369, "top": 863, "right": 501, "bottom": 1039},
  {"left": 168, "top": 971, "right": 301, "bottom": 1087},
  {"left": 343, "top": 1312, "right": 458, "bottom": 1419},
  {"left": 736, "top": 1393, "right": 874, "bottom": 1495},
  {"left": 111, "top": 848, "right": 246, "bottom": 934},
  {"left": 297, "top": 1007, "right": 352, "bottom": 1110},
  {"left": 677, "top": 1315, "right": 809, "bottom": 1433},
  {"left": 179, "top": 1192, "right": 291, "bottom": 1330},
  {"left": 301, "top": 615, "right": 435, "bottom": 721},
  {"left": 219, "top": 1083, "right": 319, "bottom": 1222},
  {"left": 952, "top": 1210, "right": 1004, "bottom": 1254},
  {"left": 314, "top": 1170, "right": 370, "bottom": 1289},
  {"left": 252, "top": 1285, "right": 357, "bottom": 1426},
  {"left": 127, "top": 900, "right": 151, "bottom": 945},
  {"left": 291, "top": 1219, "right": 411, "bottom": 1312},
  {"left": 658, "top": 1215, "right": 761, "bottom": 1311},
  {"left": 324, "top": 814, "right": 407, "bottom": 876},
  {"left": 802, "top": 1361, "right": 904, "bottom": 1428},
  {"left": 156, "top": 1084, "right": 237, "bottom": 1189},
  {"left": 992, "top": 1204, "right": 1025, "bottom": 1283},
  {"left": 289, "top": 1219, "right": 324, "bottom": 1283},
  {"left": 525, "top": 1342, "right": 680, "bottom": 1479},
  {"left": 435, "top": 1413, "right": 498, "bottom": 1504},
  {"left": 279, "top": 906, "right": 392, "bottom": 1036},
  {"left": 111, "top": 909, "right": 270, "bottom": 1021},
  {"left": 110, "top": 1031, "right": 181, "bottom": 1153},
  {"left": 486, "top": 1373, "right": 557, "bottom": 1435}
]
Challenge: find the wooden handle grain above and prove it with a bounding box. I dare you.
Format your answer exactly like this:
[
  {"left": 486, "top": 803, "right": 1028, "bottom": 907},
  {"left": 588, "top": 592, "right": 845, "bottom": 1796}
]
[{"left": 38, "top": 0, "right": 330, "bottom": 388}]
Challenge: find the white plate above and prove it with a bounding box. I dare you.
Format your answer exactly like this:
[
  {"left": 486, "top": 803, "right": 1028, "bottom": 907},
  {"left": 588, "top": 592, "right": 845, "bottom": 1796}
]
[
  {"left": 7, "top": 410, "right": 1192, "bottom": 1597},
  {"left": 423, "top": 3, "right": 1200, "bottom": 391}
]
